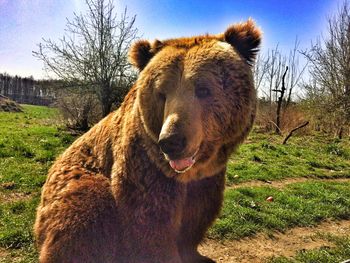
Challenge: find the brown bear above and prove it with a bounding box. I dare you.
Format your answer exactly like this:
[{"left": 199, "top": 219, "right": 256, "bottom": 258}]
[{"left": 34, "top": 19, "right": 261, "bottom": 263}]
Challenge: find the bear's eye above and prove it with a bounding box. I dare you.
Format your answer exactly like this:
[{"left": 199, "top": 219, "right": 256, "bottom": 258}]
[
  {"left": 195, "top": 87, "right": 211, "bottom": 99},
  {"left": 158, "top": 92, "right": 166, "bottom": 101}
]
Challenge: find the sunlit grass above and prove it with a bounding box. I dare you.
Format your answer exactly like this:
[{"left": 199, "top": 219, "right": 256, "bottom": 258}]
[
  {"left": 227, "top": 131, "right": 350, "bottom": 184},
  {"left": 209, "top": 181, "right": 350, "bottom": 240},
  {"left": 0, "top": 105, "right": 74, "bottom": 192},
  {"left": 0, "top": 105, "right": 73, "bottom": 262}
]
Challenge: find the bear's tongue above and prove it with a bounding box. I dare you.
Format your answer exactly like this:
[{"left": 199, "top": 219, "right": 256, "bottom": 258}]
[{"left": 169, "top": 158, "right": 195, "bottom": 173}]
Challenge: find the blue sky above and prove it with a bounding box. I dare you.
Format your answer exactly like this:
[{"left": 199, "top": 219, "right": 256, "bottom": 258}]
[{"left": 0, "top": 0, "right": 342, "bottom": 78}]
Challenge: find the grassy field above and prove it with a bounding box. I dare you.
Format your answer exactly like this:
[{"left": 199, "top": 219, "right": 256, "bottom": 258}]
[
  {"left": 0, "top": 105, "right": 74, "bottom": 262},
  {"left": 0, "top": 105, "right": 349, "bottom": 262},
  {"left": 226, "top": 132, "right": 349, "bottom": 184}
]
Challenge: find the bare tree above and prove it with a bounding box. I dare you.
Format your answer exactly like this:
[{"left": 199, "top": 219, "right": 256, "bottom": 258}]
[
  {"left": 265, "top": 45, "right": 284, "bottom": 105},
  {"left": 284, "top": 39, "right": 308, "bottom": 108},
  {"left": 272, "top": 39, "right": 307, "bottom": 134},
  {"left": 255, "top": 40, "right": 307, "bottom": 133},
  {"left": 273, "top": 66, "right": 289, "bottom": 134},
  {"left": 33, "top": 0, "right": 138, "bottom": 117},
  {"left": 253, "top": 53, "right": 270, "bottom": 93},
  {"left": 302, "top": 1, "right": 350, "bottom": 138}
]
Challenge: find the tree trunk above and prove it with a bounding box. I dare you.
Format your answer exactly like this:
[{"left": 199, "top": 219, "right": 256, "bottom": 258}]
[
  {"left": 101, "top": 99, "right": 113, "bottom": 117},
  {"left": 338, "top": 126, "right": 343, "bottom": 140},
  {"left": 79, "top": 102, "right": 92, "bottom": 131},
  {"left": 100, "top": 83, "right": 114, "bottom": 117},
  {"left": 79, "top": 117, "right": 89, "bottom": 131},
  {"left": 275, "top": 66, "right": 289, "bottom": 135}
]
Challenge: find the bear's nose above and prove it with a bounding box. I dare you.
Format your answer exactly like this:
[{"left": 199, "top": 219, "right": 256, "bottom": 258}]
[{"left": 158, "top": 133, "right": 187, "bottom": 157}]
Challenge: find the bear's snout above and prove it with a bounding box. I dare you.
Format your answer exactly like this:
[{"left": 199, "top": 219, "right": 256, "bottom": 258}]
[{"left": 158, "top": 133, "right": 187, "bottom": 158}]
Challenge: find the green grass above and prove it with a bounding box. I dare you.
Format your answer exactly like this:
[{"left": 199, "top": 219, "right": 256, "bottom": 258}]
[
  {"left": 209, "top": 181, "right": 350, "bottom": 240},
  {"left": 0, "top": 105, "right": 74, "bottom": 262},
  {"left": 0, "top": 105, "right": 349, "bottom": 262},
  {"left": 0, "top": 197, "right": 39, "bottom": 249},
  {"left": 268, "top": 234, "right": 350, "bottom": 263},
  {"left": 226, "top": 131, "right": 350, "bottom": 184},
  {"left": 0, "top": 105, "right": 74, "bottom": 192}
]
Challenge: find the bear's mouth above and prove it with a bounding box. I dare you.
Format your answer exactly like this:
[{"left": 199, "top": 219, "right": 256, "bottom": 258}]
[
  {"left": 167, "top": 149, "right": 199, "bottom": 173},
  {"left": 169, "top": 157, "right": 195, "bottom": 173}
]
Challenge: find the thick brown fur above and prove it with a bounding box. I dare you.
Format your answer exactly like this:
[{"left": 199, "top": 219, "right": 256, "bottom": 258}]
[{"left": 35, "top": 20, "right": 261, "bottom": 263}]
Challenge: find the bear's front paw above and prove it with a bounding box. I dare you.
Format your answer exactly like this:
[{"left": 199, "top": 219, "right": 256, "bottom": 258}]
[
  {"left": 196, "top": 255, "right": 216, "bottom": 263},
  {"left": 181, "top": 252, "right": 216, "bottom": 263}
]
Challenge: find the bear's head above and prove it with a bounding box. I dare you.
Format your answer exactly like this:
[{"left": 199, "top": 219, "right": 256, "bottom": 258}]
[{"left": 129, "top": 19, "right": 261, "bottom": 182}]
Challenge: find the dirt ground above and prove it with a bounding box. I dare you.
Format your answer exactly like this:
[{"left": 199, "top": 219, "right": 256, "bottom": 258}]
[
  {"left": 1, "top": 220, "right": 349, "bottom": 262},
  {"left": 200, "top": 177, "right": 350, "bottom": 262},
  {"left": 199, "top": 219, "right": 350, "bottom": 263}
]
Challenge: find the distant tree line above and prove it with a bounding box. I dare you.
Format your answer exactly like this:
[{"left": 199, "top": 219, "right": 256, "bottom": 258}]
[{"left": 0, "top": 73, "right": 56, "bottom": 106}]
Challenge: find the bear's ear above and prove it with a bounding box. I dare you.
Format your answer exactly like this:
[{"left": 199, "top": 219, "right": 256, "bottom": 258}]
[
  {"left": 128, "top": 40, "right": 163, "bottom": 70},
  {"left": 224, "top": 19, "right": 262, "bottom": 65}
]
